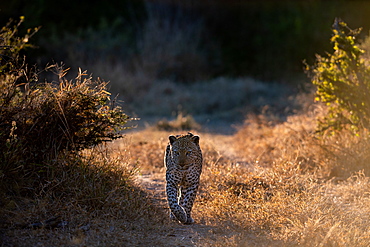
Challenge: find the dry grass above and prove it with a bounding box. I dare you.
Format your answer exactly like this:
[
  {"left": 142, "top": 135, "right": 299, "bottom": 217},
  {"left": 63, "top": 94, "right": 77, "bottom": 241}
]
[
  {"left": 5, "top": 14, "right": 370, "bottom": 246},
  {"left": 0, "top": 145, "right": 167, "bottom": 246},
  {"left": 3, "top": 97, "right": 370, "bottom": 246},
  {"left": 110, "top": 99, "right": 370, "bottom": 246},
  {"left": 192, "top": 106, "right": 370, "bottom": 246}
]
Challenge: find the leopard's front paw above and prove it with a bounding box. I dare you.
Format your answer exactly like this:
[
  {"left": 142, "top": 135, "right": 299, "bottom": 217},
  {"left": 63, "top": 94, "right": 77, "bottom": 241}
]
[
  {"left": 184, "top": 217, "right": 194, "bottom": 224},
  {"left": 170, "top": 206, "right": 187, "bottom": 224}
]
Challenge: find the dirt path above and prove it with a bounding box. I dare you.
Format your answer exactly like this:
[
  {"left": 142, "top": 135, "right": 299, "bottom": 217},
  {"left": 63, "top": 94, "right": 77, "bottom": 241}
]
[
  {"left": 135, "top": 173, "right": 222, "bottom": 246},
  {"left": 131, "top": 132, "right": 252, "bottom": 246}
]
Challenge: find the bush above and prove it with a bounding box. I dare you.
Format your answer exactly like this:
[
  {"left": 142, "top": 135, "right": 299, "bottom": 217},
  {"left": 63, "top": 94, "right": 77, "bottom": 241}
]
[
  {"left": 0, "top": 67, "right": 130, "bottom": 193},
  {"left": 307, "top": 18, "right": 370, "bottom": 135},
  {"left": 0, "top": 19, "right": 130, "bottom": 196}
]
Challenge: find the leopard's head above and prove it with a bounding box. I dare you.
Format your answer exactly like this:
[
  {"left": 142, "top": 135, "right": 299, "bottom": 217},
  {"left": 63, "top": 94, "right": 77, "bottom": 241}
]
[{"left": 168, "top": 132, "right": 200, "bottom": 167}]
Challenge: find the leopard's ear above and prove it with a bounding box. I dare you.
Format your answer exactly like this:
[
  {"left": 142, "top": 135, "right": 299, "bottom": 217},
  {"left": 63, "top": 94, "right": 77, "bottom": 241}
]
[
  {"left": 192, "top": 135, "right": 200, "bottom": 145},
  {"left": 169, "top": 135, "right": 177, "bottom": 144}
]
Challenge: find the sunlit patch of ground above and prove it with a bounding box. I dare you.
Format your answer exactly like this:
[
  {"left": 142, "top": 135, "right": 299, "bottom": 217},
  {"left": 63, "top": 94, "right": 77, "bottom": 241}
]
[{"left": 3, "top": 103, "right": 370, "bottom": 246}]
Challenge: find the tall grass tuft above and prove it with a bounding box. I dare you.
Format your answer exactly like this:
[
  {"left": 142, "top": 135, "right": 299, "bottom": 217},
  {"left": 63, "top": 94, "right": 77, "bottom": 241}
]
[
  {"left": 0, "top": 18, "right": 131, "bottom": 201},
  {"left": 0, "top": 65, "right": 130, "bottom": 196}
]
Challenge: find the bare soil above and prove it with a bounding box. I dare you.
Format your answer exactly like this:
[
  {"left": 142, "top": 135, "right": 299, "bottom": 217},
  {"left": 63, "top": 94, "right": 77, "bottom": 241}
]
[{"left": 136, "top": 173, "right": 217, "bottom": 246}]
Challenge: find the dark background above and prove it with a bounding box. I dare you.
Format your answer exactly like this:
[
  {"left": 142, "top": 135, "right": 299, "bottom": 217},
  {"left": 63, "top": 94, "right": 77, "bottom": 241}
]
[{"left": 2, "top": 0, "right": 370, "bottom": 83}]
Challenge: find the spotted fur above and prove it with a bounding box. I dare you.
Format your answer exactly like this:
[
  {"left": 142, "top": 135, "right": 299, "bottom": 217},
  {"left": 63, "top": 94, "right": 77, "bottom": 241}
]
[{"left": 164, "top": 132, "right": 203, "bottom": 224}]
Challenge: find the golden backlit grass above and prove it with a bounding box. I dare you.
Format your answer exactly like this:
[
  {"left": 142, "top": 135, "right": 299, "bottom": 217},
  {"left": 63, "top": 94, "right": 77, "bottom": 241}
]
[
  {"left": 118, "top": 102, "right": 370, "bottom": 246},
  {"left": 195, "top": 109, "right": 370, "bottom": 246},
  {"left": 3, "top": 100, "right": 370, "bottom": 246}
]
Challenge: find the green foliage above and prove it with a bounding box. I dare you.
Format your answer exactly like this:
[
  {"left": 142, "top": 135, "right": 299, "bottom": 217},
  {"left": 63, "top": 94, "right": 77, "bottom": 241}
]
[{"left": 308, "top": 19, "right": 370, "bottom": 135}]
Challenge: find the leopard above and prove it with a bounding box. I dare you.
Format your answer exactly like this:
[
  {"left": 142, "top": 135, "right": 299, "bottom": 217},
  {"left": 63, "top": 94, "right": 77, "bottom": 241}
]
[{"left": 164, "top": 132, "right": 203, "bottom": 224}]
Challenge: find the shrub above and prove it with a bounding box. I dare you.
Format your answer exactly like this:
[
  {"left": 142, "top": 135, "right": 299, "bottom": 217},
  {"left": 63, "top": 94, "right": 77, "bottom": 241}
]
[
  {"left": 0, "top": 66, "right": 130, "bottom": 193},
  {"left": 0, "top": 19, "right": 130, "bottom": 196},
  {"left": 307, "top": 18, "right": 370, "bottom": 135}
]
